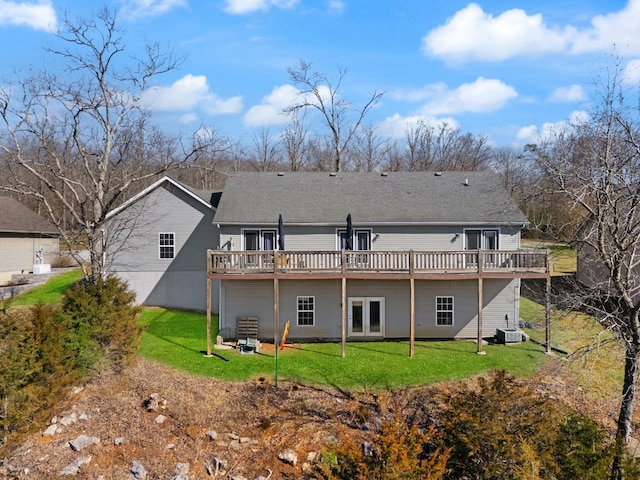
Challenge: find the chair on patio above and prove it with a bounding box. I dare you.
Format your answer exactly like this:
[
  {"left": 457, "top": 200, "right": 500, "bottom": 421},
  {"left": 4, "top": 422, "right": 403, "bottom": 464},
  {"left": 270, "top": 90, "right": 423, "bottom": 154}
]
[{"left": 236, "top": 316, "right": 260, "bottom": 353}]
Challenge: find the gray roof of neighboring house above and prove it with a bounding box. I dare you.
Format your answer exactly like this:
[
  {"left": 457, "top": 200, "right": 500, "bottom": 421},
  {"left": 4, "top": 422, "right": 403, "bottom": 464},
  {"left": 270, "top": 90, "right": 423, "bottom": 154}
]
[
  {"left": 0, "top": 197, "right": 59, "bottom": 235},
  {"left": 214, "top": 171, "right": 529, "bottom": 226}
]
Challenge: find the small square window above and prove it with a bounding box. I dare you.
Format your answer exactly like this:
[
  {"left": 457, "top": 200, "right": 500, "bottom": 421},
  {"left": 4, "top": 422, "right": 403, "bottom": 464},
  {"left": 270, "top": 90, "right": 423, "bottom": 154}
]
[
  {"left": 159, "top": 233, "right": 175, "bottom": 259},
  {"left": 297, "top": 296, "right": 315, "bottom": 326},
  {"left": 436, "top": 296, "right": 454, "bottom": 326}
]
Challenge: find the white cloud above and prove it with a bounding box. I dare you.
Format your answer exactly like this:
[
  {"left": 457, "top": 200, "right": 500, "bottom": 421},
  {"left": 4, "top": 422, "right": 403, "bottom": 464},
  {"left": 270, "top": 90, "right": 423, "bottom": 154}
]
[
  {"left": 243, "top": 84, "right": 299, "bottom": 127},
  {"left": 328, "top": 0, "right": 345, "bottom": 14},
  {"left": 548, "top": 84, "right": 587, "bottom": 103},
  {"left": 571, "top": 0, "right": 640, "bottom": 55},
  {"left": 423, "top": 1, "right": 640, "bottom": 63},
  {"left": 0, "top": 0, "right": 57, "bottom": 32},
  {"left": 395, "top": 78, "right": 517, "bottom": 116},
  {"left": 422, "top": 3, "right": 570, "bottom": 62},
  {"left": 223, "top": 0, "right": 299, "bottom": 15},
  {"left": 120, "top": 0, "right": 187, "bottom": 19},
  {"left": 142, "top": 74, "right": 243, "bottom": 120},
  {"left": 375, "top": 113, "right": 459, "bottom": 140},
  {"left": 515, "top": 110, "right": 588, "bottom": 144}
]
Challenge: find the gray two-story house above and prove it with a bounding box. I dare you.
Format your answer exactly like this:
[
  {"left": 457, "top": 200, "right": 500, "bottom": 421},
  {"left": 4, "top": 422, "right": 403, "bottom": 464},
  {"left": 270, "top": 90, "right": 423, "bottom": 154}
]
[{"left": 206, "top": 171, "right": 549, "bottom": 356}]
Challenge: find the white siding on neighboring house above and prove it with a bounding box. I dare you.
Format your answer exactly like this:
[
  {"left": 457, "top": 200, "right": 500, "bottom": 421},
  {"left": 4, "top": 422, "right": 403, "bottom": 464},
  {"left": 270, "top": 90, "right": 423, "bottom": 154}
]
[{"left": 0, "top": 236, "right": 59, "bottom": 282}]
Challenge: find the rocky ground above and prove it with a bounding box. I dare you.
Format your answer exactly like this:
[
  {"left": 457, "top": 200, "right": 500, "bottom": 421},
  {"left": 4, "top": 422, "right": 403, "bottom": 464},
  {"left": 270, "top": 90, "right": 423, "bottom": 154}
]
[{"left": 0, "top": 350, "right": 617, "bottom": 480}]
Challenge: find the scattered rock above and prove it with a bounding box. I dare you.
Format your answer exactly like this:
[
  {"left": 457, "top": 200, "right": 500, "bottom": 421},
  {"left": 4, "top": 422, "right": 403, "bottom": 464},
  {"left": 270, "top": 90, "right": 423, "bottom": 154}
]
[
  {"left": 206, "top": 430, "right": 218, "bottom": 441},
  {"left": 59, "top": 456, "right": 91, "bottom": 476},
  {"left": 145, "top": 393, "right": 159, "bottom": 412},
  {"left": 155, "top": 414, "right": 167, "bottom": 424},
  {"left": 69, "top": 434, "right": 100, "bottom": 452},
  {"left": 114, "top": 437, "right": 125, "bottom": 445},
  {"left": 42, "top": 424, "right": 58, "bottom": 437},
  {"left": 204, "top": 456, "right": 225, "bottom": 476},
  {"left": 69, "top": 386, "right": 84, "bottom": 395},
  {"left": 306, "top": 451, "right": 317, "bottom": 462},
  {"left": 79, "top": 413, "right": 89, "bottom": 422},
  {"left": 60, "top": 412, "right": 78, "bottom": 427},
  {"left": 278, "top": 448, "right": 297, "bottom": 466},
  {"left": 168, "top": 462, "right": 190, "bottom": 480},
  {"left": 129, "top": 460, "right": 147, "bottom": 480}
]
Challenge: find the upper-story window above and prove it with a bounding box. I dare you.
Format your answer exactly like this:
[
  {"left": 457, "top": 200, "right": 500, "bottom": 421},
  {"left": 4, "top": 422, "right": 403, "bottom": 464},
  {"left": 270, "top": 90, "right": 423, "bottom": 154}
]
[
  {"left": 337, "top": 229, "right": 371, "bottom": 250},
  {"left": 159, "top": 232, "right": 175, "bottom": 259},
  {"left": 464, "top": 229, "right": 499, "bottom": 250},
  {"left": 243, "top": 229, "right": 276, "bottom": 251}
]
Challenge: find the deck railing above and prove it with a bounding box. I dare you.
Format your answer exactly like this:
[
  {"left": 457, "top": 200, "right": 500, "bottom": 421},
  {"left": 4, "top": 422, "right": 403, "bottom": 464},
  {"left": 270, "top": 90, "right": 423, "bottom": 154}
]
[{"left": 208, "top": 249, "right": 548, "bottom": 275}]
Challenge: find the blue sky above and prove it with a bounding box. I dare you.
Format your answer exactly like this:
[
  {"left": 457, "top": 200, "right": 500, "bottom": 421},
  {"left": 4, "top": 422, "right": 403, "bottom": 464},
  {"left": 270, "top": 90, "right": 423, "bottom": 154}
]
[{"left": 1, "top": 0, "right": 638, "bottom": 147}]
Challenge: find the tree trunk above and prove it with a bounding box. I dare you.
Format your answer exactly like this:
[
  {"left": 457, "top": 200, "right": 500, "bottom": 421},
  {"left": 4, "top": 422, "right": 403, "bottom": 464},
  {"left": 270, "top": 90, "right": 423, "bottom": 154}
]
[{"left": 611, "top": 341, "right": 640, "bottom": 479}]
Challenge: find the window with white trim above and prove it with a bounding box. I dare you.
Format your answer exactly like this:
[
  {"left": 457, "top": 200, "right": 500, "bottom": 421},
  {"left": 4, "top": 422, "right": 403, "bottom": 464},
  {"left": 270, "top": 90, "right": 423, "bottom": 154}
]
[
  {"left": 159, "top": 233, "right": 175, "bottom": 259},
  {"left": 436, "top": 296, "right": 454, "bottom": 326},
  {"left": 243, "top": 229, "right": 277, "bottom": 250},
  {"left": 337, "top": 229, "right": 371, "bottom": 250},
  {"left": 297, "top": 296, "right": 315, "bottom": 326}
]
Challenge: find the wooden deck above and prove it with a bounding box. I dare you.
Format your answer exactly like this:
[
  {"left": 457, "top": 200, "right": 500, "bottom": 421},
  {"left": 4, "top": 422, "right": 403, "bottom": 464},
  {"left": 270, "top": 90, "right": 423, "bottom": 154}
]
[{"left": 207, "top": 249, "right": 549, "bottom": 279}]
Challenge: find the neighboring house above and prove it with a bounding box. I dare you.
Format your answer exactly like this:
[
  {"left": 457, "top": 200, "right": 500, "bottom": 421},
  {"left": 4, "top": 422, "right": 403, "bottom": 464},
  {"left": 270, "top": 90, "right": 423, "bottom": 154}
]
[
  {"left": 0, "top": 196, "right": 59, "bottom": 283},
  {"left": 106, "top": 176, "right": 221, "bottom": 313},
  {"left": 207, "top": 171, "right": 549, "bottom": 354}
]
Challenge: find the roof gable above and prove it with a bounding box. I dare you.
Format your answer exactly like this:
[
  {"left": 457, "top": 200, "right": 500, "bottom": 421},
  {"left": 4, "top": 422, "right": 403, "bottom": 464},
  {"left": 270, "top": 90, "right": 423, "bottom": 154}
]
[
  {"left": 0, "top": 197, "right": 59, "bottom": 235},
  {"left": 214, "top": 171, "right": 528, "bottom": 226},
  {"left": 106, "top": 176, "right": 217, "bottom": 220}
]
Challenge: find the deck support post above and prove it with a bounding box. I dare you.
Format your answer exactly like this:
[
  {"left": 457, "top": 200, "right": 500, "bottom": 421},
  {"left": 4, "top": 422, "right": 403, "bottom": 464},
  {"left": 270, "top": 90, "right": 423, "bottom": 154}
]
[
  {"left": 409, "top": 250, "right": 415, "bottom": 358},
  {"left": 477, "top": 250, "right": 485, "bottom": 355},
  {"left": 206, "top": 276, "right": 212, "bottom": 357},
  {"left": 274, "top": 277, "right": 279, "bottom": 348},
  {"left": 545, "top": 249, "right": 552, "bottom": 354},
  {"left": 341, "top": 276, "right": 347, "bottom": 358}
]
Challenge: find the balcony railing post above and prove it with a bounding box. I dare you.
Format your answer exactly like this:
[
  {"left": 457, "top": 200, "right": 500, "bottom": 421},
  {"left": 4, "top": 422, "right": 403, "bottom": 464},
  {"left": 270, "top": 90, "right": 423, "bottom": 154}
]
[
  {"left": 342, "top": 250, "right": 346, "bottom": 274},
  {"left": 409, "top": 250, "right": 414, "bottom": 275}
]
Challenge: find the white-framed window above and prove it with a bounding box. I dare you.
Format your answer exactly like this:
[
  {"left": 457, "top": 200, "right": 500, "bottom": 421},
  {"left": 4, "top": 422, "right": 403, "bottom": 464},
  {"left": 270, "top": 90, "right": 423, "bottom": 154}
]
[
  {"left": 159, "top": 232, "right": 175, "bottom": 259},
  {"left": 464, "top": 229, "right": 499, "bottom": 250},
  {"left": 436, "top": 296, "right": 454, "bottom": 326},
  {"left": 336, "top": 229, "right": 372, "bottom": 250},
  {"left": 297, "top": 296, "right": 315, "bottom": 326},
  {"left": 243, "top": 229, "right": 277, "bottom": 250}
]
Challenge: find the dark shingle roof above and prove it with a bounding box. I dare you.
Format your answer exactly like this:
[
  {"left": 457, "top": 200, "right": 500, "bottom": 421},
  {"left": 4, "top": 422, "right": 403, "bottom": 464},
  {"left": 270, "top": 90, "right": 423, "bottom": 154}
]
[
  {"left": 214, "top": 171, "right": 528, "bottom": 226},
  {"left": 0, "top": 197, "right": 59, "bottom": 235}
]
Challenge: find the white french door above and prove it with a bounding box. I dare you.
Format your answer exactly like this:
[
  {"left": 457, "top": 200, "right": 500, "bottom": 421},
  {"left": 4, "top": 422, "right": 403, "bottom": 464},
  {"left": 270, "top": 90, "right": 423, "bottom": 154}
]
[{"left": 348, "top": 297, "right": 385, "bottom": 337}]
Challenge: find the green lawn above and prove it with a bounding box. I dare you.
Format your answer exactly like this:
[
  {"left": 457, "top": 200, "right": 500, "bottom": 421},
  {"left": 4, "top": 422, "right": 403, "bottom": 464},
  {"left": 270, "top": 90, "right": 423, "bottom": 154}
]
[
  {"left": 138, "top": 307, "right": 550, "bottom": 389},
  {"left": 1, "top": 268, "right": 83, "bottom": 309},
  {"left": 3, "top": 271, "right": 554, "bottom": 389}
]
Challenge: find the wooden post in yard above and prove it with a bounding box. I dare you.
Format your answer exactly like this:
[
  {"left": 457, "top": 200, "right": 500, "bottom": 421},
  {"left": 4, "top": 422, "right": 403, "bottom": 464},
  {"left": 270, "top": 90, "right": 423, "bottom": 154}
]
[
  {"left": 477, "top": 250, "right": 486, "bottom": 355},
  {"left": 545, "top": 249, "right": 552, "bottom": 354},
  {"left": 409, "top": 250, "right": 415, "bottom": 358},
  {"left": 341, "top": 276, "right": 347, "bottom": 358},
  {"left": 206, "top": 276, "right": 212, "bottom": 357},
  {"left": 274, "top": 277, "right": 279, "bottom": 349}
]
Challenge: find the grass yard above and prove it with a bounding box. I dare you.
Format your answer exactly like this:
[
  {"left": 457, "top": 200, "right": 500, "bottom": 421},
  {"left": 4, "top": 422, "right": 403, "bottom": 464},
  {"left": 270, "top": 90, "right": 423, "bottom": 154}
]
[
  {"left": 0, "top": 268, "right": 83, "bottom": 309},
  {"left": 520, "top": 296, "right": 622, "bottom": 401},
  {"left": 138, "top": 307, "right": 550, "bottom": 389},
  {"left": 521, "top": 239, "right": 577, "bottom": 276}
]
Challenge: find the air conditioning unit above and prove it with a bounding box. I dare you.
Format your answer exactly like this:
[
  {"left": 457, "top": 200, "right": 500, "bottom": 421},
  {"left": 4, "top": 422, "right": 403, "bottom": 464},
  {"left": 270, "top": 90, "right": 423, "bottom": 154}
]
[{"left": 496, "top": 328, "right": 523, "bottom": 344}]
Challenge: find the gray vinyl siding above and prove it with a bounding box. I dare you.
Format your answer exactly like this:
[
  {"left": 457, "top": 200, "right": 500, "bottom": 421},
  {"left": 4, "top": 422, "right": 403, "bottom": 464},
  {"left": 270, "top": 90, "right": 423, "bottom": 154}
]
[
  {"left": 220, "top": 224, "right": 522, "bottom": 252},
  {"left": 109, "top": 182, "right": 218, "bottom": 312},
  {"left": 221, "top": 277, "right": 519, "bottom": 341}
]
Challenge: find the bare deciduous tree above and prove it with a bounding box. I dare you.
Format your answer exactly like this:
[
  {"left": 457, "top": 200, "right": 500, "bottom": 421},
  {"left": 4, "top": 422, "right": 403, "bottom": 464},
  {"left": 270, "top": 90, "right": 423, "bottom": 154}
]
[
  {"left": 281, "top": 109, "right": 308, "bottom": 172},
  {"left": 529, "top": 61, "right": 640, "bottom": 479},
  {"left": 0, "top": 8, "right": 209, "bottom": 282},
  {"left": 250, "top": 127, "right": 281, "bottom": 172},
  {"left": 352, "top": 124, "right": 390, "bottom": 172},
  {"left": 285, "top": 60, "right": 383, "bottom": 172}
]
